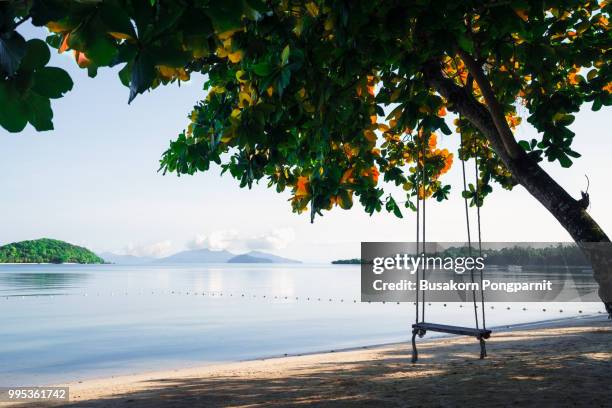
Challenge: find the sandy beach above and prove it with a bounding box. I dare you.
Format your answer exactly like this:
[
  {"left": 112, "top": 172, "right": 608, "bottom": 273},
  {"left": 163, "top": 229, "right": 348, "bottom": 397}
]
[{"left": 8, "top": 315, "right": 609, "bottom": 407}]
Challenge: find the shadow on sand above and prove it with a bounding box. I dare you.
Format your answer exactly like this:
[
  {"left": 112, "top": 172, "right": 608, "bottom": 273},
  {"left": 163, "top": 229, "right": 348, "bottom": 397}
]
[{"left": 39, "top": 321, "right": 612, "bottom": 407}]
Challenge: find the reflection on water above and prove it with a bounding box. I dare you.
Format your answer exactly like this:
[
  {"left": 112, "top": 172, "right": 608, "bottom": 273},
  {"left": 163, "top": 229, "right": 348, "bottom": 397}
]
[
  {"left": 0, "top": 263, "right": 606, "bottom": 387},
  {"left": 0, "top": 272, "right": 88, "bottom": 295},
  {"left": 486, "top": 266, "right": 599, "bottom": 301}
]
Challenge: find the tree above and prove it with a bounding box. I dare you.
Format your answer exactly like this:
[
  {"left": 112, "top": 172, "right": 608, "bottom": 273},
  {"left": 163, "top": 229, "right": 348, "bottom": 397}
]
[{"left": 1, "top": 0, "right": 610, "bottom": 314}]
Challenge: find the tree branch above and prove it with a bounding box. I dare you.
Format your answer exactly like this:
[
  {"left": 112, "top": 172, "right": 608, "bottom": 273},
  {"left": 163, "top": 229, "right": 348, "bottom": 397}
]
[
  {"left": 422, "top": 60, "right": 510, "bottom": 163},
  {"left": 423, "top": 59, "right": 609, "bottom": 245},
  {"left": 456, "top": 49, "right": 524, "bottom": 159}
]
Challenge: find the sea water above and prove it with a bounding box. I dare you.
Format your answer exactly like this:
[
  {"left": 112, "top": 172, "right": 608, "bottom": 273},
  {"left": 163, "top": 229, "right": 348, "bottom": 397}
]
[{"left": 0, "top": 263, "right": 605, "bottom": 386}]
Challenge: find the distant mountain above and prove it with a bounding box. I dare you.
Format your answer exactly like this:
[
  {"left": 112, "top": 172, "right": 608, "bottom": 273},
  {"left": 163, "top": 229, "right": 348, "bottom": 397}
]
[
  {"left": 98, "top": 252, "right": 154, "bottom": 265},
  {"left": 227, "top": 251, "right": 301, "bottom": 264},
  {"left": 155, "top": 248, "right": 235, "bottom": 263},
  {"left": 0, "top": 238, "right": 105, "bottom": 264},
  {"left": 227, "top": 254, "right": 272, "bottom": 263}
]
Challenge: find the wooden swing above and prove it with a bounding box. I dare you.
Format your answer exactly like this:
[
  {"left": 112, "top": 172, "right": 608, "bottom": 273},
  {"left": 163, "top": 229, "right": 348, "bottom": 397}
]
[{"left": 411, "top": 116, "right": 491, "bottom": 363}]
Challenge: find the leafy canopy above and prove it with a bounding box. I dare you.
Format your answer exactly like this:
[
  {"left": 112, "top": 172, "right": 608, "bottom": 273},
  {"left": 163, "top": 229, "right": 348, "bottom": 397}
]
[{"left": 1, "top": 0, "right": 610, "bottom": 221}]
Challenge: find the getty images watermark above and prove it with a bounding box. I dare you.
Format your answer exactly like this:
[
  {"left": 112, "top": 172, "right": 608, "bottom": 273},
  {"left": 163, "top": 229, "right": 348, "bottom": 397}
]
[{"left": 361, "top": 242, "right": 606, "bottom": 302}]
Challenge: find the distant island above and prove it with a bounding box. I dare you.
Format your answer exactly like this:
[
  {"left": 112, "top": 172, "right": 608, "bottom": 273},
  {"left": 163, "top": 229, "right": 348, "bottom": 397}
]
[
  {"left": 100, "top": 249, "right": 301, "bottom": 265},
  {"left": 0, "top": 238, "right": 105, "bottom": 264},
  {"left": 331, "top": 258, "right": 365, "bottom": 264}
]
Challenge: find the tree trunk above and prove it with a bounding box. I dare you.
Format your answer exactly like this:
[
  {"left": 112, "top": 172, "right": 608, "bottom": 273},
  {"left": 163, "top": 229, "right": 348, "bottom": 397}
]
[{"left": 424, "top": 62, "right": 612, "bottom": 317}]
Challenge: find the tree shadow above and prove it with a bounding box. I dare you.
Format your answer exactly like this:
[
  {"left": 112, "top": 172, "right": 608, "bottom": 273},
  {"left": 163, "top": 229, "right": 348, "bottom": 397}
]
[{"left": 35, "top": 323, "right": 612, "bottom": 407}]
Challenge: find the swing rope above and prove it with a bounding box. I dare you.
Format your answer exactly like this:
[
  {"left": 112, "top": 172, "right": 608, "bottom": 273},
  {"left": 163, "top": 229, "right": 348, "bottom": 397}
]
[
  {"left": 421, "top": 136, "right": 426, "bottom": 323},
  {"left": 475, "top": 154, "right": 487, "bottom": 329},
  {"left": 460, "top": 115, "right": 480, "bottom": 330},
  {"left": 410, "top": 118, "right": 491, "bottom": 362},
  {"left": 415, "top": 152, "right": 420, "bottom": 324},
  {"left": 413, "top": 119, "right": 487, "bottom": 331}
]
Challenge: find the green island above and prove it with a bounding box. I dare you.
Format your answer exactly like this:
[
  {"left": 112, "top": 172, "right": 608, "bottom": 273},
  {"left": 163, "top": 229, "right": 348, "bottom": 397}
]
[
  {"left": 331, "top": 258, "right": 367, "bottom": 265},
  {"left": 0, "top": 238, "right": 105, "bottom": 264}
]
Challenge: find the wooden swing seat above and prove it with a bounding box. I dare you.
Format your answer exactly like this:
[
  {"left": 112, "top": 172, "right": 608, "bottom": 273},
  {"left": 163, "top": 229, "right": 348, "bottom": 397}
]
[{"left": 411, "top": 322, "right": 491, "bottom": 362}]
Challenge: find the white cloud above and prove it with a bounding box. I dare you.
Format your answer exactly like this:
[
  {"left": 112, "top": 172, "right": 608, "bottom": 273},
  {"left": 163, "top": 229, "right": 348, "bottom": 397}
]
[
  {"left": 243, "top": 228, "right": 296, "bottom": 250},
  {"left": 121, "top": 240, "right": 173, "bottom": 258},
  {"left": 187, "top": 230, "right": 238, "bottom": 251},
  {"left": 186, "top": 228, "right": 295, "bottom": 252}
]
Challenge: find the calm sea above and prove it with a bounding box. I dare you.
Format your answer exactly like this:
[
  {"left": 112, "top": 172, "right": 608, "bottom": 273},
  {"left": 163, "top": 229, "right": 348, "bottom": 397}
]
[{"left": 0, "top": 263, "right": 605, "bottom": 386}]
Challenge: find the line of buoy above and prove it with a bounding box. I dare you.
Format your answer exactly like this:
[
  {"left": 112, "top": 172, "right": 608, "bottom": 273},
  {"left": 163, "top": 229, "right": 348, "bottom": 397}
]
[{"left": 0, "top": 292, "right": 604, "bottom": 315}]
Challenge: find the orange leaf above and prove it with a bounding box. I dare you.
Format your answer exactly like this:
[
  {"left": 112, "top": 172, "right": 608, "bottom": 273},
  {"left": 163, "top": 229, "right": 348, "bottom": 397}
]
[
  {"left": 74, "top": 51, "right": 91, "bottom": 68},
  {"left": 228, "top": 50, "right": 243, "bottom": 63},
  {"left": 295, "top": 176, "right": 310, "bottom": 198},
  {"left": 59, "top": 34, "right": 70, "bottom": 53},
  {"left": 340, "top": 168, "right": 354, "bottom": 184},
  {"left": 108, "top": 31, "right": 133, "bottom": 41},
  {"left": 514, "top": 9, "right": 528, "bottom": 21},
  {"left": 428, "top": 134, "right": 437, "bottom": 150},
  {"left": 363, "top": 130, "right": 377, "bottom": 143}
]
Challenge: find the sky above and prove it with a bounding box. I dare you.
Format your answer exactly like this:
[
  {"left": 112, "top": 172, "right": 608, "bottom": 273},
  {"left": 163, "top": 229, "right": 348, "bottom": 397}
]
[{"left": 1, "top": 25, "right": 611, "bottom": 262}]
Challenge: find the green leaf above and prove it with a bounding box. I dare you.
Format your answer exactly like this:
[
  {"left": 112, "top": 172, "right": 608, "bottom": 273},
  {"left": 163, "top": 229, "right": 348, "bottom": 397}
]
[
  {"left": 385, "top": 196, "right": 403, "bottom": 218},
  {"left": 128, "top": 51, "right": 155, "bottom": 103},
  {"left": 30, "top": 0, "right": 69, "bottom": 26},
  {"left": 0, "top": 83, "right": 28, "bottom": 132},
  {"left": 27, "top": 93, "right": 54, "bottom": 131},
  {"left": 518, "top": 140, "right": 530, "bottom": 151},
  {"left": 277, "top": 67, "right": 291, "bottom": 95},
  {"left": 45, "top": 34, "right": 62, "bottom": 49},
  {"left": 151, "top": 46, "right": 192, "bottom": 67},
  {"left": 252, "top": 62, "right": 273, "bottom": 76},
  {"left": 100, "top": 1, "right": 137, "bottom": 40},
  {"left": 118, "top": 64, "right": 131, "bottom": 87},
  {"left": 20, "top": 39, "right": 51, "bottom": 71},
  {"left": 457, "top": 35, "right": 474, "bottom": 54},
  {"left": 554, "top": 114, "right": 575, "bottom": 126},
  {"left": 0, "top": 31, "right": 27, "bottom": 76},
  {"left": 592, "top": 98, "right": 602, "bottom": 111},
  {"left": 32, "top": 67, "right": 74, "bottom": 99},
  {"left": 281, "top": 45, "right": 290, "bottom": 66},
  {"left": 439, "top": 120, "right": 452, "bottom": 135},
  {"left": 557, "top": 153, "right": 573, "bottom": 168},
  {"left": 206, "top": 0, "right": 244, "bottom": 33},
  {"left": 82, "top": 35, "right": 118, "bottom": 67},
  {"left": 245, "top": 0, "right": 268, "bottom": 13}
]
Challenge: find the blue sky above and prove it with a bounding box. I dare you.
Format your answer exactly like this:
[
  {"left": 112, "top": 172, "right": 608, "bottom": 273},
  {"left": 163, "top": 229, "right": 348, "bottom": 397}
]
[{"left": 1, "top": 24, "right": 610, "bottom": 262}]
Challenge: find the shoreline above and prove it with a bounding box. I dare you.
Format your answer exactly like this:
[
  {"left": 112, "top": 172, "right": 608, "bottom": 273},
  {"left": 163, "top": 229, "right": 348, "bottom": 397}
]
[
  {"left": 10, "top": 314, "right": 609, "bottom": 407},
  {"left": 35, "top": 314, "right": 608, "bottom": 386}
]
